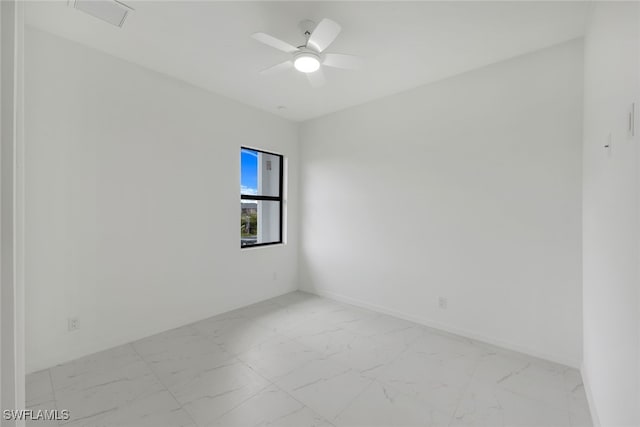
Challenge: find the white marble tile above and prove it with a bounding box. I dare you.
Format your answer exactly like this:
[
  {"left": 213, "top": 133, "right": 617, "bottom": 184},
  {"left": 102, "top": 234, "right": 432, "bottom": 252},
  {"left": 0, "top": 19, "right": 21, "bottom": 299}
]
[
  {"left": 452, "top": 349, "right": 592, "bottom": 427},
  {"left": 294, "top": 326, "right": 361, "bottom": 357},
  {"left": 260, "top": 310, "right": 318, "bottom": 335},
  {"left": 569, "top": 405, "right": 593, "bottom": 427},
  {"left": 562, "top": 368, "right": 583, "bottom": 392},
  {"left": 273, "top": 357, "right": 372, "bottom": 421},
  {"left": 191, "top": 314, "right": 253, "bottom": 339},
  {"left": 237, "top": 334, "right": 324, "bottom": 381},
  {"left": 375, "top": 345, "right": 474, "bottom": 415},
  {"left": 195, "top": 317, "right": 280, "bottom": 355},
  {"left": 227, "top": 300, "right": 284, "bottom": 321},
  {"left": 50, "top": 345, "right": 142, "bottom": 391},
  {"left": 319, "top": 305, "right": 380, "bottom": 327},
  {"left": 262, "top": 406, "right": 335, "bottom": 427},
  {"left": 338, "top": 326, "right": 423, "bottom": 378},
  {"left": 132, "top": 325, "right": 233, "bottom": 388},
  {"left": 492, "top": 387, "right": 572, "bottom": 427},
  {"left": 450, "top": 391, "right": 505, "bottom": 427},
  {"left": 269, "top": 291, "right": 322, "bottom": 307},
  {"left": 484, "top": 360, "right": 568, "bottom": 410},
  {"left": 468, "top": 351, "right": 531, "bottom": 388},
  {"left": 26, "top": 371, "right": 60, "bottom": 427},
  {"left": 272, "top": 299, "right": 375, "bottom": 337},
  {"left": 212, "top": 385, "right": 335, "bottom": 426},
  {"left": 454, "top": 373, "right": 578, "bottom": 427},
  {"left": 288, "top": 303, "right": 360, "bottom": 328},
  {"left": 132, "top": 326, "right": 219, "bottom": 360},
  {"left": 269, "top": 292, "right": 344, "bottom": 313},
  {"left": 63, "top": 390, "right": 193, "bottom": 427},
  {"left": 171, "top": 359, "right": 270, "bottom": 426},
  {"left": 341, "top": 314, "right": 417, "bottom": 337},
  {"left": 566, "top": 379, "right": 592, "bottom": 427},
  {"left": 256, "top": 302, "right": 376, "bottom": 338},
  {"left": 368, "top": 323, "right": 424, "bottom": 349},
  {"left": 26, "top": 369, "right": 55, "bottom": 407},
  {"left": 273, "top": 355, "right": 351, "bottom": 392},
  {"left": 295, "top": 326, "right": 412, "bottom": 378},
  {"left": 33, "top": 292, "right": 590, "bottom": 427},
  {"left": 189, "top": 301, "right": 283, "bottom": 339},
  {"left": 55, "top": 359, "right": 165, "bottom": 425},
  {"left": 279, "top": 317, "right": 347, "bottom": 340},
  {"left": 336, "top": 380, "right": 451, "bottom": 427},
  {"left": 212, "top": 385, "right": 306, "bottom": 426},
  {"left": 409, "top": 330, "right": 487, "bottom": 375},
  {"left": 25, "top": 401, "right": 61, "bottom": 427}
]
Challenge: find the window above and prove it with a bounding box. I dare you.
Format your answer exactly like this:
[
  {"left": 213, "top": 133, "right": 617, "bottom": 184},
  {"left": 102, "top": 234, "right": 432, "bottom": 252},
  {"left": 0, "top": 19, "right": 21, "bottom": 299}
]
[{"left": 240, "top": 147, "right": 283, "bottom": 248}]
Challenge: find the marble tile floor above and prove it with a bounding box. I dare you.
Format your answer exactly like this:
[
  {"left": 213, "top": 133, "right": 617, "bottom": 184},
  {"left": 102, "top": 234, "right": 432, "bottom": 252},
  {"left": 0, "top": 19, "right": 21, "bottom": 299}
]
[{"left": 26, "top": 291, "right": 592, "bottom": 427}]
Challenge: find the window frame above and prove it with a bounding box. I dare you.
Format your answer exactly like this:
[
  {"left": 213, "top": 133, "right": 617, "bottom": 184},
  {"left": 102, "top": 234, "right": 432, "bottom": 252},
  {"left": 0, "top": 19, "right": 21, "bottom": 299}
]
[{"left": 240, "top": 146, "right": 284, "bottom": 249}]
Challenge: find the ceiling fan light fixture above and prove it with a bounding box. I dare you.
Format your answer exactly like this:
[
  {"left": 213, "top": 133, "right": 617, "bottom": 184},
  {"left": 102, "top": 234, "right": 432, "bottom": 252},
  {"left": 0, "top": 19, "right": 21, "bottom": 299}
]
[{"left": 294, "top": 52, "right": 320, "bottom": 73}]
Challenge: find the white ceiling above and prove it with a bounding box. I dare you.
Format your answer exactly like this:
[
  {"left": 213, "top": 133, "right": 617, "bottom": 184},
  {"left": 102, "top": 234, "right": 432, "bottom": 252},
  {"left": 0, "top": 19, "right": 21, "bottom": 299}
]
[{"left": 26, "top": 1, "right": 588, "bottom": 122}]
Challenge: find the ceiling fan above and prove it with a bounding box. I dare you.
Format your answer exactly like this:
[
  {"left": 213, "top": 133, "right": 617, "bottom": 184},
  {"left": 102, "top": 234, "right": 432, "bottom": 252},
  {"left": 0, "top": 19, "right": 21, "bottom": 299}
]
[{"left": 252, "top": 19, "right": 362, "bottom": 88}]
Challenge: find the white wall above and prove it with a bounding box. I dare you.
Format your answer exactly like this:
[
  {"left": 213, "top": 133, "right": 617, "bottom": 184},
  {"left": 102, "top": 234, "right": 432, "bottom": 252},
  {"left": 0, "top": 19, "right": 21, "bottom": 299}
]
[
  {"left": 24, "top": 28, "right": 299, "bottom": 373},
  {"left": 299, "top": 40, "right": 584, "bottom": 367},
  {"left": 582, "top": 2, "right": 640, "bottom": 426}
]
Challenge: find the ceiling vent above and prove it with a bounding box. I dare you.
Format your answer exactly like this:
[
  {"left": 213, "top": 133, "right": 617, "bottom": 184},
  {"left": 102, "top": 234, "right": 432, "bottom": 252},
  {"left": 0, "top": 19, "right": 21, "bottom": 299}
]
[{"left": 68, "top": 0, "right": 133, "bottom": 28}]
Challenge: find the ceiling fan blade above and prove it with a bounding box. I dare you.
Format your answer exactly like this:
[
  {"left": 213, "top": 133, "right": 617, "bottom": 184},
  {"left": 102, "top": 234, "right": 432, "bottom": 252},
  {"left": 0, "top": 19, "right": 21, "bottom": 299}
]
[
  {"left": 323, "top": 53, "right": 362, "bottom": 70},
  {"left": 251, "top": 32, "right": 299, "bottom": 54},
  {"left": 307, "top": 18, "right": 341, "bottom": 53},
  {"left": 306, "top": 69, "right": 326, "bottom": 88},
  {"left": 260, "top": 60, "right": 293, "bottom": 75}
]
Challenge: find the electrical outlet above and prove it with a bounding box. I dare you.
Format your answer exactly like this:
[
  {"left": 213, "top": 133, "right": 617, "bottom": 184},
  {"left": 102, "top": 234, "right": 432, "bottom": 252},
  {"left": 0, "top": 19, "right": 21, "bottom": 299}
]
[
  {"left": 438, "top": 297, "right": 448, "bottom": 309},
  {"left": 272, "top": 272, "right": 277, "bottom": 281},
  {"left": 604, "top": 133, "right": 612, "bottom": 151},
  {"left": 67, "top": 317, "right": 79, "bottom": 332}
]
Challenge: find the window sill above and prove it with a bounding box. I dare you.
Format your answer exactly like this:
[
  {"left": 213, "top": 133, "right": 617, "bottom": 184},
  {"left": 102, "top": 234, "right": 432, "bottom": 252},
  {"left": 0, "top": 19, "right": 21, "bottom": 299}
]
[{"left": 240, "top": 242, "right": 285, "bottom": 251}]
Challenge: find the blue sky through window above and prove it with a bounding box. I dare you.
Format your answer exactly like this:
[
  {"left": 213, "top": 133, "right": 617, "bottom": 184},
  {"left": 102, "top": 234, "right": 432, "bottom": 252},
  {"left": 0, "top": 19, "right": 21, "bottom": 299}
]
[{"left": 241, "top": 148, "right": 258, "bottom": 195}]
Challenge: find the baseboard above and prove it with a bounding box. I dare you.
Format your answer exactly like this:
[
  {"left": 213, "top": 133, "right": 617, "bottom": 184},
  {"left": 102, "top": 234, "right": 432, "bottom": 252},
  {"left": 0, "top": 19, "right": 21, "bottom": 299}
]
[
  {"left": 306, "top": 287, "right": 582, "bottom": 369},
  {"left": 580, "top": 363, "right": 601, "bottom": 427}
]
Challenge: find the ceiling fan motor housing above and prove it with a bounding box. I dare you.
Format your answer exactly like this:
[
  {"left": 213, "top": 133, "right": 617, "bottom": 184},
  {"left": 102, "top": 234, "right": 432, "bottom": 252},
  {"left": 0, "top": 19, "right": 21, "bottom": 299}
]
[{"left": 299, "top": 20, "right": 317, "bottom": 38}]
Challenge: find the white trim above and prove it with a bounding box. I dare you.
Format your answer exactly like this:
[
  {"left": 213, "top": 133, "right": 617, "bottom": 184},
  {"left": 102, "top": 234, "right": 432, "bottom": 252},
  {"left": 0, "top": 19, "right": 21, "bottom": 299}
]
[
  {"left": 0, "top": 2, "right": 25, "bottom": 424},
  {"left": 580, "top": 363, "right": 601, "bottom": 427},
  {"left": 307, "top": 287, "right": 582, "bottom": 369},
  {"left": 1, "top": 0, "right": 3, "bottom": 414},
  {"left": 14, "top": 0, "right": 25, "bottom": 419}
]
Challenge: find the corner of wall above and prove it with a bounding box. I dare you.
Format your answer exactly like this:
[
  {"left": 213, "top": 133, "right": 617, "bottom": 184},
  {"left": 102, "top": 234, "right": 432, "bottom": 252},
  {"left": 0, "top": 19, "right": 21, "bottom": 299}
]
[
  {"left": 294, "top": 120, "right": 305, "bottom": 292},
  {"left": 581, "top": 362, "right": 601, "bottom": 427}
]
